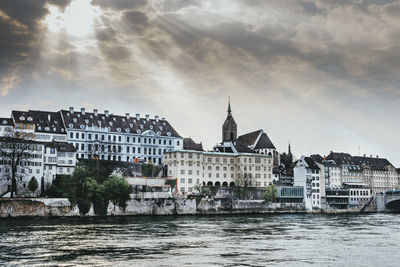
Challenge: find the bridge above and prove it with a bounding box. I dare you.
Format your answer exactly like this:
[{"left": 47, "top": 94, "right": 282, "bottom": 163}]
[{"left": 376, "top": 192, "right": 400, "bottom": 213}]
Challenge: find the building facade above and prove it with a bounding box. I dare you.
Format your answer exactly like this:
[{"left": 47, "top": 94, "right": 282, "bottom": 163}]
[
  {"left": 164, "top": 150, "right": 273, "bottom": 194},
  {"left": 294, "top": 156, "right": 322, "bottom": 210}
]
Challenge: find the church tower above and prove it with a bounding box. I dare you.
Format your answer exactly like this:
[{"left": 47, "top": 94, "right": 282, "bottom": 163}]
[{"left": 222, "top": 98, "right": 237, "bottom": 142}]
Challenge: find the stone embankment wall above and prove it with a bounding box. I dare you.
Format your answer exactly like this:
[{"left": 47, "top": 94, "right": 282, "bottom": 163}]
[{"left": 3, "top": 197, "right": 366, "bottom": 218}]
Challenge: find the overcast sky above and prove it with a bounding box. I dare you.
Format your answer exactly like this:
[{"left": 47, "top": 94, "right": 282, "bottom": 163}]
[{"left": 1, "top": 0, "right": 400, "bottom": 165}]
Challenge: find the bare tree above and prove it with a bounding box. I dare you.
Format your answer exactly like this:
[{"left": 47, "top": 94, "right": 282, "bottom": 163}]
[{"left": 0, "top": 136, "right": 36, "bottom": 197}]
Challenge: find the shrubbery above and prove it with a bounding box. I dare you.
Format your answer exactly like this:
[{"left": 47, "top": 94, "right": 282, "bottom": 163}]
[{"left": 47, "top": 162, "right": 131, "bottom": 216}]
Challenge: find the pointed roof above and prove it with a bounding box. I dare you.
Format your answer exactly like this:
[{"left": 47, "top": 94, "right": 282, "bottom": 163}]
[
  {"left": 183, "top": 138, "right": 204, "bottom": 151},
  {"left": 237, "top": 129, "right": 275, "bottom": 150},
  {"left": 223, "top": 99, "right": 236, "bottom": 128}
]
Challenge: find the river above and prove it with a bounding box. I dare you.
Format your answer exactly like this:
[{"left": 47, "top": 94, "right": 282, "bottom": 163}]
[{"left": 0, "top": 213, "right": 399, "bottom": 266}]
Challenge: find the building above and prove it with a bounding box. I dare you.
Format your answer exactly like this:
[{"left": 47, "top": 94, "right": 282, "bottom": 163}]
[
  {"left": 61, "top": 107, "right": 183, "bottom": 164},
  {"left": 326, "top": 152, "right": 363, "bottom": 183},
  {"left": 0, "top": 137, "right": 76, "bottom": 197},
  {"left": 0, "top": 118, "right": 13, "bottom": 137},
  {"left": 343, "top": 182, "right": 371, "bottom": 207},
  {"left": 164, "top": 101, "right": 274, "bottom": 194},
  {"left": 294, "top": 156, "right": 322, "bottom": 210},
  {"left": 275, "top": 185, "right": 304, "bottom": 203},
  {"left": 8, "top": 107, "right": 183, "bottom": 165},
  {"left": 43, "top": 142, "right": 77, "bottom": 189},
  {"left": 311, "top": 155, "right": 342, "bottom": 189},
  {"left": 0, "top": 137, "right": 45, "bottom": 197},
  {"left": 353, "top": 155, "right": 398, "bottom": 194},
  {"left": 164, "top": 150, "right": 273, "bottom": 194}
]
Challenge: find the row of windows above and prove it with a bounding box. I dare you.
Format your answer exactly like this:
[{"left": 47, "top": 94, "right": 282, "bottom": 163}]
[{"left": 69, "top": 132, "right": 176, "bottom": 146}]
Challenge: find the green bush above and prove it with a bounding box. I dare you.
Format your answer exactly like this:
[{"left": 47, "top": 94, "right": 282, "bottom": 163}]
[
  {"left": 264, "top": 185, "right": 277, "bottom": 202},
  {"left": 28, "top": 177, "right": 38, "bottom": 194},
  {"left": 103, "top": 175, "right": 130, "bottom": 210}
]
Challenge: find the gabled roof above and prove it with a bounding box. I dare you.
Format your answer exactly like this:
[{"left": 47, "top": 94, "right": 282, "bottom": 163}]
[
  {"left": 310, "top": 154, "right": 324, "bottom": 163},
  {"left": 12, "top": 110, "right": 35, "bottom": 123},
  {"left": 352, "top": 156, "right": 393, "bottom": 168},
  {"left": 234, "top": 141, "right": 256, "bottom": 153},
  {"left": 60, "top": 110, "right": 181, "bottom": 138},
  {"left": 304, "top": 157, "right": 320, "bottom": 170},
  {"left": 237, "top": 129, "right": 275, "bottom": 150},
  {"left": 0, "top": 118, "right": 13, "bottom": 126},
  {"left": 326, "top": 152, "right": 354, "bottom": 165},
  {"left": 183, "top": 138, "right": 204, "bottom": 151},
  {"left": 29, "top": 110, "right": 65, "bottom": 134}
]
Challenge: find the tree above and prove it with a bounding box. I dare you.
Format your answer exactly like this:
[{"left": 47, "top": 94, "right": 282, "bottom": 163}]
[
  {"left": 28, "top": 176, "right": 38, "bottom": 195},
  {"left": 264, "top": 184, "right": 278, "bottom": 202},
  {"left": 103, "top": 175, "right": 130, "bottom": 210},
  {"left": 141, "top": 164, "right": 161, "bottom": 177},
  {"left": 0, "top": 136, "right": 36, "bottom": 197}
]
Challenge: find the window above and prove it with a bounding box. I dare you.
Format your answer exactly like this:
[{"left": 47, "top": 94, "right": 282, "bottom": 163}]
[
  {"left": 75, "top": 132, "right": 79, "bottom": 139},
  {"left": 180, "top": 178, "right": 185, "bottom": 184},
  {"left": 180, "top": 170, "right": 185, "bottom": 175},
  {"left": 70, "top": 132, "right": 73, "bottom": 139}
]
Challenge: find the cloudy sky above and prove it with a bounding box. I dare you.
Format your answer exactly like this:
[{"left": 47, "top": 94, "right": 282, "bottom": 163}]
[{"left": 1, "top": 0, "right": 400, "bottom": 165}]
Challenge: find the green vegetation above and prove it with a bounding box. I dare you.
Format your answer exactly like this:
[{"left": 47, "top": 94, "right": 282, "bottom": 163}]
[
  {"left": 141, "top": 163, "right": 162, "bottom": 177},
  {"left": 47, "top": 162, "right": 130, "bottom": 216},
  {"left": 264, "top": 184, "right": 277, "bottom": 202},
  {"left": 28, "top": 177, "right": 38, "bottom": 195}
]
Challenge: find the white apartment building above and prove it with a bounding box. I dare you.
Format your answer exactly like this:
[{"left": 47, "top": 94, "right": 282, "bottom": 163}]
[
  {"left": 164, "top": 150, "right": 274, "bottom": 194},
  {"left": 0, "top": 137, "right": 44, "bottom": 197},
  {"left": 0, "top": 118, "right": 13, "bottom": 137},
  {"left": 61, "top": 107, "right": 183, "bottom": 165},
  {"left": 43, "top": 142, "right": 77, "bottom": 189},
  {"left": 294, "top": 156, "right": 322, "bottom": 210},
  {"left": 320, "top": 160, "right": 342, "bottom": 189},
  {"left": 0, "top": 137, "right": 77, "bottom": 197}
]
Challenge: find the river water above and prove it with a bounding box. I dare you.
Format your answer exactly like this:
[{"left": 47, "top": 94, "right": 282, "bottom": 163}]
[{"left": 0, "top": 213, "right": 399, "bottom": 266}]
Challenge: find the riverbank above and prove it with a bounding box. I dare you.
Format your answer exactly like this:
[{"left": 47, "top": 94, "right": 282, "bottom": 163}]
[{"left": 0, "top": 197, "right": 374, "bottom": 218}]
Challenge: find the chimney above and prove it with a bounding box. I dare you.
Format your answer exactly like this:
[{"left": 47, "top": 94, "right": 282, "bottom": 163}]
[
  {"left": 48, "top": 114, "right": 51, "bottom": 121},
  {"left": 126, "top": 113, "right": 130, "bottom": 119},
  {"left": 81, "top": 108, "right": 85, "bottom": 115},
  {"left": 363, "top": 154, "right": 366, "bottom": 157},
  {"left": 104, "top": 110, "right": 109, "bottom": 117},
  {"left": 161, "top": 117, "right": 165, "bottom": 121},
  {"left": 370, "top": 155, "right": 372, "bottom": 158},
  {"left": 155, "top": 115, "right": 159, "bottom": 122},
  {"left": 145, "top": 114, "right": 149, "bottom": 121},
  {"left": 136, "top": 113, "right": 140, "bottom": 120},
  {"left": 69, "top": 107, "right": 74, "bottom": 114},
  {"left": 376, "top": 155, "right": 379, "bottom": 158},
  {"left": 93, "top": 109, "right": 98, "bottom": 116}
]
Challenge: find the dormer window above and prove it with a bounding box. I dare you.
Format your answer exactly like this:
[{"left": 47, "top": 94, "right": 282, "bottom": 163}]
[
  {"left": 125, "top": 128, "right": 130, "bottom": 133},
  {"left": 77, "top": 114, "right": 80, "bottom": 118},
  {"left": 61, "top": 128, "right": 64, "bottom": 132},
  {"left": 80, "top": 125, "right": 85, "bottom": 129},
  {"left": 19, "top": 116, "right": 25, "bottom": 121},
  {"left": 73, "top": 118, "right": 77, "bottom": 122},
  {"left": 167, "top": 132, "right": 171, "bottom": 136},
  {"left": 85, "top": 119, "right": 89, "bottom": 124},
  {"left": 117, "top": 128, "right": 121, "bottom": 132},
  {"left": 90, "top": 115, "right": 93, "bottom": 119},
  {"left": 159, "top": 126, "right": 163, "bottom": 130},
  {"left": 133, "top": 120, "right": 136, "bottom": 123},
  {"left": 69, "top": 123, "right": 73, "bottom": 128},
  {"left": 137, "top": 130, "right": 141, "bottom": 134},
  {"left": 122, "top": 118, "right": 125, "bottom": 122},
  {"left": 163, "top": 122, "right": 166, "bottom": 126},
  {"left": 157, "top": 131, "right": 161, "bottom": 136},
  {"left": 113, "top": 117, "right": 116, "bottom": 121},
  {"left": 27, "top": 117, "right": 33, "bottom": 121},
  {"left": 149, "top": 126, "right": 153, "bottom": 129},
  {"left": 45, "top": 127, "right": 50, "bottom": 131},
  {"left": 38, "top": 126, "right": 41, "bottom": 130},
  {"left": 53, "top": 127, "right": 56, "bottom": 132},
  {"left": 140, "top": 125, "right": 143, "bottom": 129},
  {"left": 67, "top": 113, "right": 70, "bottom": 116},
  {"left": 102, "top": 116, "right": 105, "bottom": 120},
  {"left": 129, "top": 123, "right": 133, "bottom": 127},
  {"left": 108, "top": 122, "right": 113, "bottom": 126}
]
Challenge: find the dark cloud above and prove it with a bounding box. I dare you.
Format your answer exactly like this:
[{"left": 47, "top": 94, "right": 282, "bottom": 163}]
[
  {"left": 91, "top": 0, "right": 147, "bottom": 10},
  {"left": 0, "top": 0, "right": 71, "bottom": 94},
  {"left": 123, "top": 10, "right": 148, "bottom": 32}
]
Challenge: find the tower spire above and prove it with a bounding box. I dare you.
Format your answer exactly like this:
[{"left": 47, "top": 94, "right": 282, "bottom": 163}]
[{"left": 227, "top": 96, "right": 231, "bottom": 116}]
